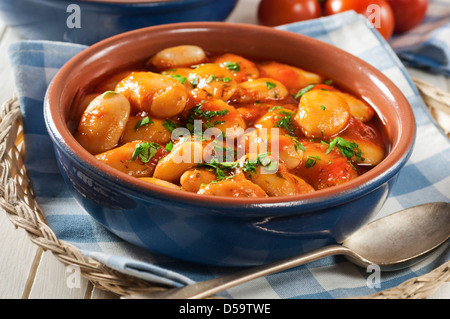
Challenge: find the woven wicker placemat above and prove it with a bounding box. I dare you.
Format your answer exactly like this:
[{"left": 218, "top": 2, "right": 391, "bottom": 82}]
[{"left": 0, "top": 89, "right": 448, "bottom": 299}]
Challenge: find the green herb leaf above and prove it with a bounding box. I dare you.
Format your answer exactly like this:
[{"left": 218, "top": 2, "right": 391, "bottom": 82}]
[
  {"left": 211, "top": 140, "right": 237, "bottom": 162},
  {"left": 170, "top": 74, "right": 187, "bottom": 84},
  {"left": 132, "top": 142, "right": 160, "bottom": 163},
  {"left": 186, "top": 103, "right": 229, "bottom": 133},
  {"left": 325, "top": 137, "right": 365, "bottom": 162},
  {"left": 165, "top": 141, "right": 174, "bottom": 152},
  {"left": 268, "top": 106, "right": 283, "bottom": 112},
  {"left": 162, "top": 119, "right": 178, "bottom": 133},
  {"left": 286, "top": 135, "right": 306, "bottom": 152},
  {"left": 191, "top": 75, "right": 199, "bottom": 88},
  {"left": 305, "top": 155, "right": 321, "bottom": 168},
  {"left": 265, "top": 81, "right": 277, "bottom": 90},
  {"left": 198, "top": 158, "right": 239, "bottom": 182},
  {"left": 274, "top": 110, "right": 296, "bottom": 136},
  {"left": 198, "top": 153, "right": 278, "bottom": 183},
  {"left": 134, "top": 116, "right": 153, "bottom": 132},
  {"left": 225, "top": 61, "right": 240, "bottom": 72},
  {"left": 241, "top": 153, "right": 278, "bottom": 175},
  {"left": 294, "top": 84, "right": 315, "bottom": 99}
]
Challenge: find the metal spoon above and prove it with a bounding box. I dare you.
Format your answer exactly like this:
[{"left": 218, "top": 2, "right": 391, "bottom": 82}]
[{"left": 125, "top": 202, "right": 450, "bottom": 299}]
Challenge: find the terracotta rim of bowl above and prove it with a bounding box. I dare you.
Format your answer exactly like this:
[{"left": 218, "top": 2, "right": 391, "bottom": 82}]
[{"left": 45, "top": 22, "right": 416, "bottom": 208}]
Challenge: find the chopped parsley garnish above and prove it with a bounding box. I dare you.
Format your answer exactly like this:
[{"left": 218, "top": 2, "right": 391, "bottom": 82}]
[
  {"left": 204, "top": 120, "right": 226, "bottom": 129},
  {"left": 204, "top": 74, "right": 232, "bottom": 84},
  {"left": 268, "top": 106, "right": 283, "bottom": 112},
  {"left": 132, "top": 142, "right": 160, "bottom": 163},
  {"left": 265, "top": 81, "right": 277, "bottom": 90},
  {"left": 325, "top": 137, "right": 365, "bottom": 162},
  {"left": 165, "top": 136, "right": 189, "bottom": 153},
  {"left": 294, "top": 84, "right": 315, "bottom": 99},
  {"left": 198, "top": 158, "right": 239, "bottom": 182},
  {"left": 323, "top": 79, "right": 333, "bottom": 85},
  {"left": 186, "top": 103, "right": 229, "bottom": 133},
  {"left": 225, "top": 61, "right": 240, "bottom": 72},
  {"left": 198, "top": 153, "right": 278, "bottom": 182},
  {"left": 212, "top": 141, "right": 237, "bottom": 162},
  {"left": 170, "top": 74, "right": 187, "bottom": 84},
  {"left": 320, "top": 105, "right": 326, "bottom": 111},
  {"left": 274, "top": 110, "right": 296, "bottom": 136},
  {"left": 165, "top": 141, "right": 174, "bottom": 153},
  {"left": 162, "top": 119, "right": 179, "bottom": 132},
  {"left": 348, "top": 160, "right": 358, "bottom": 171},
  {"left": 305, "top": 155, "right": 321, "bottom": 168},
  {"left": 206, "top": 75, "right": 215, "bottom": 83},
  {"left": 286, "top": 135, "right": 306, "bottom": 152},
  {"left": 191, "top": 75, "right": 199, "bottom": 88},
  {"left": 241, "top": 153, "right": 278, "bottom": 176},
  {"left": 134, "top": 116, "right": 153, "bottom": 132}
]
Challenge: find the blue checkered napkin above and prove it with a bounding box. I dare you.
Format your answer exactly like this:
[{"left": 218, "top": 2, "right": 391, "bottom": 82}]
[
  {"left": 390, "top": 0, "right": 450, "bottom": 75},
  {"left": 7, "top": 11, "right": 449, "bottom": 299}
]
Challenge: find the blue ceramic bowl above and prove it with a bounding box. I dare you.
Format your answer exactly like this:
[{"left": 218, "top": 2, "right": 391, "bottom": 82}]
[
  {"left": 44, "top": 22, "right": 416, "bottom": 267},
  {"left": 0, "top": 0, "right": 238, "bottom": 45}
]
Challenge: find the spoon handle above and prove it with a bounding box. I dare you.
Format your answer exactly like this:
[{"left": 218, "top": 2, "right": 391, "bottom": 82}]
[{"left": 126, "top": 244, "right": 355, "bottom": 299}]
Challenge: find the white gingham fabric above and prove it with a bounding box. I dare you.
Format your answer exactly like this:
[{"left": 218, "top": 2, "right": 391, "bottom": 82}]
[{"left": 7, "top": 11, "right": 449, "bottom": 299}]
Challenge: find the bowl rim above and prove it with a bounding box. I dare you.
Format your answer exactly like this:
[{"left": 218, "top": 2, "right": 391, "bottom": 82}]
[{"left": 44, "top": 21, "right": 416, "bottom": 208}]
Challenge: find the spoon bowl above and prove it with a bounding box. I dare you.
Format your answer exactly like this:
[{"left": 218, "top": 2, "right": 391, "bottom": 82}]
[
  {"left": 125, "top": 202, "right": 450, "bottom": 299},
  {"left": 343, "top": 202, "right": 450, "bottom": 270}
]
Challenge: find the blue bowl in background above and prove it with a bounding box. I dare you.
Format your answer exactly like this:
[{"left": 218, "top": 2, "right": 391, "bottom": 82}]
[
  {"left": 44, "top": 22, "right": 416, "bottom": 267},
  {"left": 0, "top": 0, "right": 238, "bottom": 45}
]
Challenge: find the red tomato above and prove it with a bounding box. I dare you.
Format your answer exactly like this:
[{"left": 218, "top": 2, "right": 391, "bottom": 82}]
[
  {"left": 258, "top": 0, "right": 322, "bottom": 27},
  {"left": 386, "top": 0, "right": 429, "bottom": 34},
  {"left": 324, "top": 0, "right": 395, "bottom": 40}
]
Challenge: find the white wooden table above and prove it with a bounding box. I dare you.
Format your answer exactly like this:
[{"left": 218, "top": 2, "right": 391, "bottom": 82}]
[{"left": 0, "top": 0, "right": 448, "bottom": 299}]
